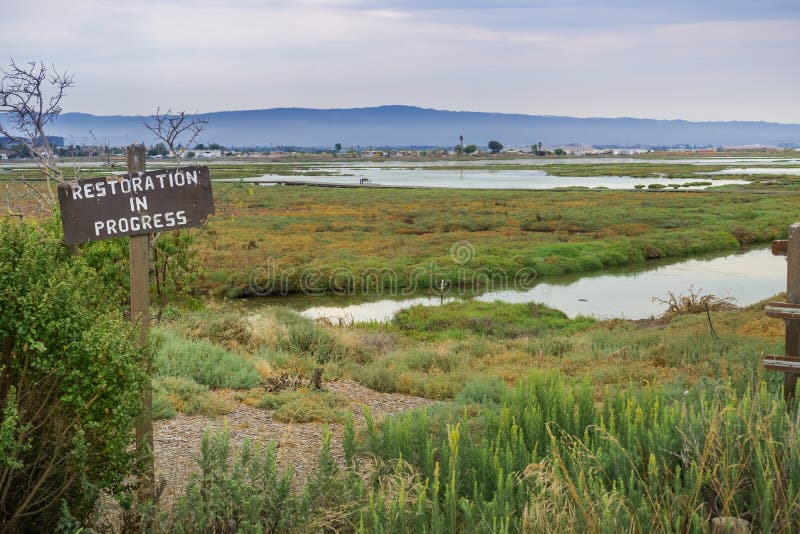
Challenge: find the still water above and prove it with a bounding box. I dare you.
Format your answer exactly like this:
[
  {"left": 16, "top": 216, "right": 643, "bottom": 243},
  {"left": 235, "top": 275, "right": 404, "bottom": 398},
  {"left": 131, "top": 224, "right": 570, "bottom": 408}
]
[
  {"left": 245, "top": 169, "right": 749, "bottom": 190},
  {"left": 247, "top": 248, "right": 784, "bottom": 323}
]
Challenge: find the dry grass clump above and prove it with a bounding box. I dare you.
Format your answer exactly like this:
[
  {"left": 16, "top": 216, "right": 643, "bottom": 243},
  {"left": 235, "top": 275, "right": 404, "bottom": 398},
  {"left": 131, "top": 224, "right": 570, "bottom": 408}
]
[
  {"left": 257, "top": 389, "right": 346, "bottom": 423},
  {"left": 153, "top": 376, "right": 232, "bottom": 419},
  {"left": 653, "top": 286, "right": 736, "bottom": 319},
  {"left": 247, "top": 311, "right": 289, "bottom": 349}
]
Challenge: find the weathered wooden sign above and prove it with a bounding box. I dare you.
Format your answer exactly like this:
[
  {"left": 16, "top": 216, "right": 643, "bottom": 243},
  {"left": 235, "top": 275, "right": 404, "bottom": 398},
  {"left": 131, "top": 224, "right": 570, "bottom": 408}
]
[{"left": 57, "top": 165, "right": 215, "bottom": 243}]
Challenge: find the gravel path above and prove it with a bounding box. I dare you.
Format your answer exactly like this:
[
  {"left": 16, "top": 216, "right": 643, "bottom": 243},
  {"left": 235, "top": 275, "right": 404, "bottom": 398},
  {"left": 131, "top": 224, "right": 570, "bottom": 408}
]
[{"left": 153, "top": 380, "right": 435, "bottom": 508}]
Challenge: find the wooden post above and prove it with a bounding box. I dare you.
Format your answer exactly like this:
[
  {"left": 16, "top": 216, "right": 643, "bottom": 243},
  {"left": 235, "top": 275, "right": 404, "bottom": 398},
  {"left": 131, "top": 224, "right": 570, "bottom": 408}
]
[
  {"left": 126, "top": 144, "right": 154, "bottom": 503},
  {"left": 785, "top": 223, "right": 800, "bottom": 403}
]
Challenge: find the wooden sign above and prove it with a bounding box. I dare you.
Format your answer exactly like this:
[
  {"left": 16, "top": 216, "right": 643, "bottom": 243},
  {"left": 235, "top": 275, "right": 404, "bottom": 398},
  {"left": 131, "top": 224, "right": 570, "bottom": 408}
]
[{"left": 57, "top": 165, "right": 214, "bottom": 243}]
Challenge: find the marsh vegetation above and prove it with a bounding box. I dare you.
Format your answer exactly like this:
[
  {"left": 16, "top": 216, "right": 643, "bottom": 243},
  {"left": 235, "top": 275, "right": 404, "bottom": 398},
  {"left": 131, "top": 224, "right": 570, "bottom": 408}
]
[{"left": 2, "top": 154, "right": 800, "bottom": 531}]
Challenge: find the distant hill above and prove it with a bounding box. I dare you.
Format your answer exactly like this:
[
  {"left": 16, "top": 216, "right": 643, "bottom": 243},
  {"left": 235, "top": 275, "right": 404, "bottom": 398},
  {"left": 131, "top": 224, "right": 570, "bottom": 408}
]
[{"left": 39, "top": 105, "right": 800, "bottom": 148}]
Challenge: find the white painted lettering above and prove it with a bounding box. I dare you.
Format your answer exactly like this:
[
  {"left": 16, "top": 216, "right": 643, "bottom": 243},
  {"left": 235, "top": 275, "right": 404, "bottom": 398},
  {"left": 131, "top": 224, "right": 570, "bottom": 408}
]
[
  {"left": 95, "top": 182, "right": 106, "bottom": 197},
  {"left": 141, "top": 215, "right": 152, "bottom": 230},
  {"left": 83, "top": 183, "right": 94, "bottom": 199},
  {"left": 176, "top": 211, "right": 187, "bottom": 225},
  {"left": 153, "top": 214, "right": 163, "bottom": 228},
  {"left": 107, "top": 219, "right": 117, "bottom": 234},
  {"left": 157, "top": 174, "right": 166, "bottom": 188},
  {"left": 130, "top": 217, "right": 140, "bottom": 232},
  {"left": 118, "top": 218, "right": 129, "bottom": 233},
  {"left": 94, "top": 221, "right": 104, "bottom": 236},
  {"left": 144, "top": 176, "right": 155, "bottom": 191},
  {"left": 174, "top": 172, "right": 185, "bottom": 187},
  {"left": 71, "top": 185, "right": 82, "bottom": 200},
  {"left": 120, "top": 179, "right": 131, "bottom": 194},
  {"left": 164, "top": 212, "right": 175, "bottom": 226},
  {"left": 108, "top": 180, "right": 117, "bottom": 195},
  {"left": 131, "top": 176, "right": 143, "bottom": 192},
  {"left": 186, "top": 170, "right": 198, "bottom": 185}
]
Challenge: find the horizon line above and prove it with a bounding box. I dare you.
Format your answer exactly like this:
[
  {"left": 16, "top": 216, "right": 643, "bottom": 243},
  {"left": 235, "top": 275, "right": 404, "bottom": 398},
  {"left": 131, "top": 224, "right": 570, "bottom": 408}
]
[{"left": 56, "top": 105, "right": 800, "bottom": 127}]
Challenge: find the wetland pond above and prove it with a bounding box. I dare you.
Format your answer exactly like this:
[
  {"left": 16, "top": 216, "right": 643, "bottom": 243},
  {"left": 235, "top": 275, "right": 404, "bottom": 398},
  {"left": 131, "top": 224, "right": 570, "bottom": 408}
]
[
  {"left": 243, "top": 168, "right": 750, "bottom": 190},
  {"left": 246, "top": 248, "right": 784, "bottom": 323}
]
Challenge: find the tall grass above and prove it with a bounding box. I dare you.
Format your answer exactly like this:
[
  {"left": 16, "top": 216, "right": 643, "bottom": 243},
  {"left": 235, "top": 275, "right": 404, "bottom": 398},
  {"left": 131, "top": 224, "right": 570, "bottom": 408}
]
[
  {"left": 356, "top": 372, "right": 800, "bottom": 532},
  {"left": 161, "top": 372, "right": 799, "bottom": 532}
]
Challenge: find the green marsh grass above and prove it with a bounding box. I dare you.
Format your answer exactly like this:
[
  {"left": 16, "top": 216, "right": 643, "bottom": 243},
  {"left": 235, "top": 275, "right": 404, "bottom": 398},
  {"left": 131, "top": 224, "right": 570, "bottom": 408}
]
[
  {"left": 203, "top": 184, "right": 799, "bottom": 297},
  {"left": 154, "top": 328, "right": 261, "bottom": 389}
]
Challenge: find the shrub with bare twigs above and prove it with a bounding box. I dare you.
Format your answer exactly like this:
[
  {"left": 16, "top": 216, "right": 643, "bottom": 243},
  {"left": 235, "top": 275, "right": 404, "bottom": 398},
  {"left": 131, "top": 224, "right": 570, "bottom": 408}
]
[{"left": 653, "top": 285, "right": 736, "bottom": 319}]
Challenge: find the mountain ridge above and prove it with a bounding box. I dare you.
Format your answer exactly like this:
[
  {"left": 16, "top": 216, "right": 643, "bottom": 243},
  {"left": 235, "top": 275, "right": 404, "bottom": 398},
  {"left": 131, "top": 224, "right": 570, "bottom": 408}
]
[{"left": 38, "top": 105, "right": 800, "bottom": 148}]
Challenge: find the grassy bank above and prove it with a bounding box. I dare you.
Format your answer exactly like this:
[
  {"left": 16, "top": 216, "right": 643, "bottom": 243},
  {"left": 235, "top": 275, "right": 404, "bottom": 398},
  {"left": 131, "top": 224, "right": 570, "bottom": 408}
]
[
  {"left": 148, "top": 294, "right": 797, "bottom": 531},
  {"left": 202, "top": 184, "right": 798, "bottom": 297},
  {"left": 155, "top": 290, "right": 784, "bottom": 415}
]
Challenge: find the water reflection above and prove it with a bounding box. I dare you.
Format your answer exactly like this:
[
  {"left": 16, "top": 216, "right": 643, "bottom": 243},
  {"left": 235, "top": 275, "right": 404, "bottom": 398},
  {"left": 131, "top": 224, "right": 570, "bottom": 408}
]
[
  {"left": 242, "top": 169, "right": 749, "bottom": 190},
  {"left": 245, "top": 248, "right": 783, "bottom": 323}
]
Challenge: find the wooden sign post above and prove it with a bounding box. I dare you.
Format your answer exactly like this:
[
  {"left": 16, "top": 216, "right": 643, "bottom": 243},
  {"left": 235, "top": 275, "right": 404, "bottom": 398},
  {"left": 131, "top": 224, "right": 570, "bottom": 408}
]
[
  {"left": 57, "top": 145, "right": 215, "bottom": 505},
  {"left": 126, "top": 145, "right": 154, "bottom": 504},
  {"left": 763, "top": 222, "right": 800, "bottom": 405}
]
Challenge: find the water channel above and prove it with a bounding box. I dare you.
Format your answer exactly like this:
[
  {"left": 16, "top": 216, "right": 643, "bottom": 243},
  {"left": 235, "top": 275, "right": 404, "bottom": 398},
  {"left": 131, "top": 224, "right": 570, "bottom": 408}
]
[{"left": 245, "top": 247, "right": 784, "bottom": 323}]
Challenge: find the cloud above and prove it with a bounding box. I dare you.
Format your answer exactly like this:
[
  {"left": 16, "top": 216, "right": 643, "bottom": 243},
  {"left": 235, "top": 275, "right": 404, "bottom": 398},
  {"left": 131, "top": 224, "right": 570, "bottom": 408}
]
[{"left": 1, "top": 0, "right": 798, "bottom": 121}]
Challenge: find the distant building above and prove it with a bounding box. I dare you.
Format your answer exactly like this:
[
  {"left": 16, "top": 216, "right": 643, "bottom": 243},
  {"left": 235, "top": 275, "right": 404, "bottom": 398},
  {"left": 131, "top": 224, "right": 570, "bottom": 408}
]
[
  {"left": 0, "top": 135, "right": 64, "bottom": 148},
  {"left": 192, "top": 149, "right": 223, "bottom": 158}
]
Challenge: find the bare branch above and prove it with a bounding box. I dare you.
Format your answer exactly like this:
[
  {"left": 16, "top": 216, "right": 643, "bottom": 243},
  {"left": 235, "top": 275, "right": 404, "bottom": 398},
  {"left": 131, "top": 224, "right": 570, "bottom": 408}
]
[
  {"left": 88, "top": 130, "right": 115, "bottom": 167},
  {"left": 0, "top": 59, "right": 75, "bottom": 205},
  {"left": 143, "top": 108, "right": 209, "bottom": 166}
]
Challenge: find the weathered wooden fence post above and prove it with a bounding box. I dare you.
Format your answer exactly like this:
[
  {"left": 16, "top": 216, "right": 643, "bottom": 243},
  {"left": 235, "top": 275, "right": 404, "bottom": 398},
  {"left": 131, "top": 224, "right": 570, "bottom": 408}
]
[
  {"left": 763, "top": 222, "right": 800, "bottom": 405},
  {"left": 783, "top": 223, "right": 800, "bottom": 402},
  {"left": 126, "top": 144, "right": 155, "bottom": 505}
]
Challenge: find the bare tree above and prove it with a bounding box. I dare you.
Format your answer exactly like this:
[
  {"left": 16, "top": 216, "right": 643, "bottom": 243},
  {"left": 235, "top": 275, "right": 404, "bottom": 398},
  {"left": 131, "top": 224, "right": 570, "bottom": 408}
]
[
  {"left": 0, "top": 60, "right": 74, "bottom": 205},
  {"left": 144, "top": 108, "right": 208, "bottom": 165},
  {"left": 88, "top": 130, "right": 116, "bottom": 168}
]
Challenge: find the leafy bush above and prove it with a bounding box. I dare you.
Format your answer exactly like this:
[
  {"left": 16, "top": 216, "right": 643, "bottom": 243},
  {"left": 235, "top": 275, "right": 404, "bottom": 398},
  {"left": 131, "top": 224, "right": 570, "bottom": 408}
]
[
  {"left": 154, "top": 329, "right": 261, "bottom": 389},
  {"left": 0, "top": 219, "right": 147, "bottom": 530}
]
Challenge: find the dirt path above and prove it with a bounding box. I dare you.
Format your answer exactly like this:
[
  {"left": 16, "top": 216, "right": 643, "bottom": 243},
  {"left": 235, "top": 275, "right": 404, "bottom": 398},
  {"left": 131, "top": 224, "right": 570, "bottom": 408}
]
[{"left": 153, "top": 380, "right": 435, "bottom": 508}]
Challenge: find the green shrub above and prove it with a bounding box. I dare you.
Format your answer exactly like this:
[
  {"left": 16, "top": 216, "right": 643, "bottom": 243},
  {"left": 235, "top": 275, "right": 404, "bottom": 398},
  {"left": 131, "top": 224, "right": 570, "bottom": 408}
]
[
  {"left": 0, "top": 219, "right": 147, "bottom": 530},
  {"left": 154, "top": 329, "right": 261, "bottom": 389},
  {"left": 455, "top": 376, "right": 507, "bottom": 406},
  {"left": 171, "top": 427, "right": 299, "bottom": 532},
  {"left": 170, "top": 426, "right": 364, "bottom": 532},
  {"left": 279, "top": 319, "right": 343, "bottom": 364},
  {"left": 354, "top": 359, "right": 401, "bottom": 393}
]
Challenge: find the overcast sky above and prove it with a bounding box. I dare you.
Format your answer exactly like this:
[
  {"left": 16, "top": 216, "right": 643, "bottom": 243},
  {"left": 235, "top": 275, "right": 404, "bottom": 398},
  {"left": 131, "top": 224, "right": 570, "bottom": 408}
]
[{"left": 3, "top": 0, "right": 799, "bottom": 122}]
